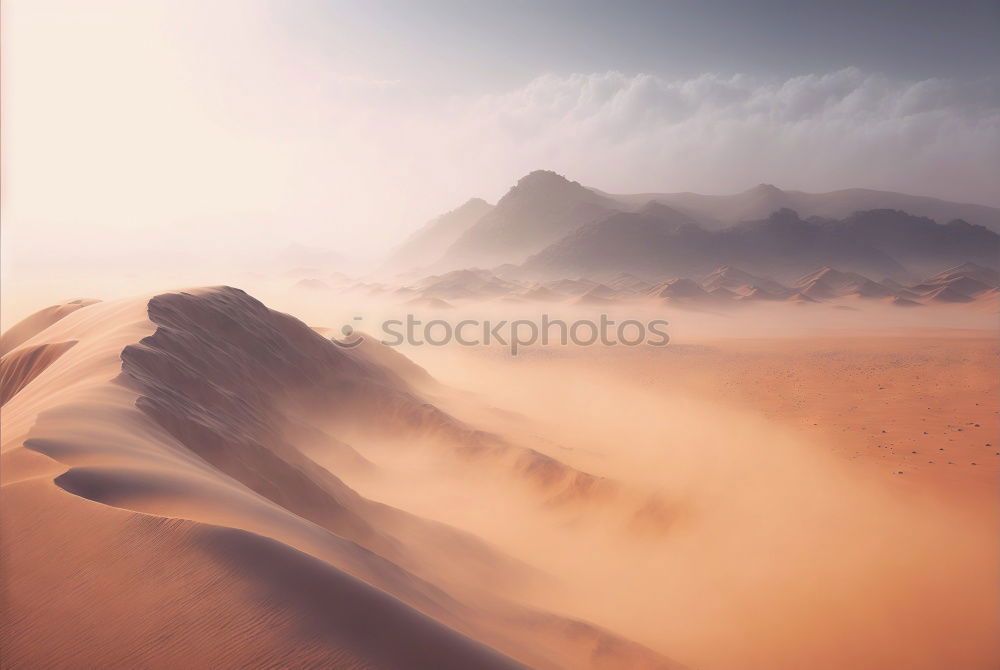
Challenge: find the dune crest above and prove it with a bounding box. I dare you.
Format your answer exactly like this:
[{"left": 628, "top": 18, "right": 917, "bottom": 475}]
[{"left": 0, "top": 287, "right": 680, "bottom": 670}]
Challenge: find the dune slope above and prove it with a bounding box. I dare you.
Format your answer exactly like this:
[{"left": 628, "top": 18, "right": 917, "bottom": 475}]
[{"left": 0, "top": 288, "right": 678, "bottom": 670}]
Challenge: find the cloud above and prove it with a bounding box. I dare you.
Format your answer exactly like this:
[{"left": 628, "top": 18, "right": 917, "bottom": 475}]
[
  {"left": 2, "top": 1, "right": 997, "bottom": 268},
  {"left": 447, "top": 69, "right": 1000, "bottom": 207}
]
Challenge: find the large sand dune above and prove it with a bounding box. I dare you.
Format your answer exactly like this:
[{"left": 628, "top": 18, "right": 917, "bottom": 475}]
[
  {"left": 0, "top": 287, "right": 678, "bottom": 670},
  {"left": 2, "top": 286, "right": 996, "bottom": 669}
]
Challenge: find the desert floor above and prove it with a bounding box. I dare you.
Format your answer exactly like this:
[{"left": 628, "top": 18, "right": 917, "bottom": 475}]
[
  {"left": 2, "top": 291, "right": 997, "bottom": 670},
  {"left": 389, "top": 331, "right": 1000, "bottom": 668}
]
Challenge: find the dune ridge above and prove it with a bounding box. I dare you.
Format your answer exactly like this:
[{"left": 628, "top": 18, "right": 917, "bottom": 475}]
[
  {"left": 0, "top": 287, "right": 680, "bottom": 670},
  {"left": 0, "top": 299, "right": 100, "bottom": 356}
]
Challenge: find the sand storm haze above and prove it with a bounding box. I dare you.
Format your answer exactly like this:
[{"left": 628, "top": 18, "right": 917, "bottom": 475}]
[
  {"left": 2, "top": 285, "right": 997, "bottom": 669},
  {"left": 3, "top": 1, "right": 1000, "bottom": 668}
]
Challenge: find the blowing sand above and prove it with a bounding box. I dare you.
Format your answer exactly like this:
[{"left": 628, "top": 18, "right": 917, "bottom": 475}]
[{"left": 1, "top": 288, "right": 997, "bottom": 669}]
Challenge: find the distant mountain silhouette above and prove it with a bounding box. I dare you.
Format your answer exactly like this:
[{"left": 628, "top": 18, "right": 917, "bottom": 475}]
[
  {"left": 387, "top": 198, "right": 493, "bottom": 271},
  {"left": 601, "top": 183, "right": 1000, "bottom": 233},
  {"left": 809, "top": 209, "right": 1000, "bottom": 274},
  {"left": 438, "top": 171, "right": 618, "bottom": 269},
  {"left": 519, "top": 206, "right": 998, "bottom": 281},
  {"left": 517, "top": 202, "right": 712, "bottom": 278},
  {"left": 392, "top": 171, "right": 1000, "bottom": 278},
  {"left": 715, "top": 208, "right": 910, "bottom": 280}
]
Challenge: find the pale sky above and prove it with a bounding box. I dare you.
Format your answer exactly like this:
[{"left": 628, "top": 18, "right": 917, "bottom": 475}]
[{"left": 2, "top": 0, "right": 998, "bottom": 278}]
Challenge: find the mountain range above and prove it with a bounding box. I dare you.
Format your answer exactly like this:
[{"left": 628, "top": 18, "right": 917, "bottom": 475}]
[
  {"left": 522, "top": 205, "right": 999, "bottom": 282},
  {"left": 388, "top": 171, "right": 1000, "bottom": 282},
  {"left": 599, "top": 182, "right": 1000, "bottom": 232}
]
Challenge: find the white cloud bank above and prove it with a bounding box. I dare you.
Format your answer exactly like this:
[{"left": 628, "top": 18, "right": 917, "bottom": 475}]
[{"left": 448, "top": 68, "right": 1000, "bottom": 208}]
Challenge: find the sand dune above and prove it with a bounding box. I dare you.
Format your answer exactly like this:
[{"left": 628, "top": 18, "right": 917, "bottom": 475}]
[
  {"left": 3, "top": 286, "right": 996, "bottom": 669},
  {"left": 1, "top": 481, "right": 522, "bottom": 670},
  {"left": 0, "top": 298, "right": 99, "bottom": 355},
  {"left": 0, "top": 287, "right": 679, "bottom": 670},
  {"left": 353, "top": 260, "right": 1000, "bottom": 317},
  {"left": 0, "top": 340, "right": 78, "bottom": 406}
]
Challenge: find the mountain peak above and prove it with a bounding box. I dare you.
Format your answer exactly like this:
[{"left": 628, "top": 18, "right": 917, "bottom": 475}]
[
  {"left": 514, "top": 170, "right": 576, "bottom": 189},
  {"left": 454, "top": 197, "right": 492, "bottom": 213},
  {"left": 495, "top": 170, "right": 606, "bottom": 212}
]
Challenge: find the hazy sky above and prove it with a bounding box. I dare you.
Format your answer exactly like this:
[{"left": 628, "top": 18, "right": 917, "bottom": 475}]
[{"left": 2, "top": 0, "right": 999, "bottom": 272}]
